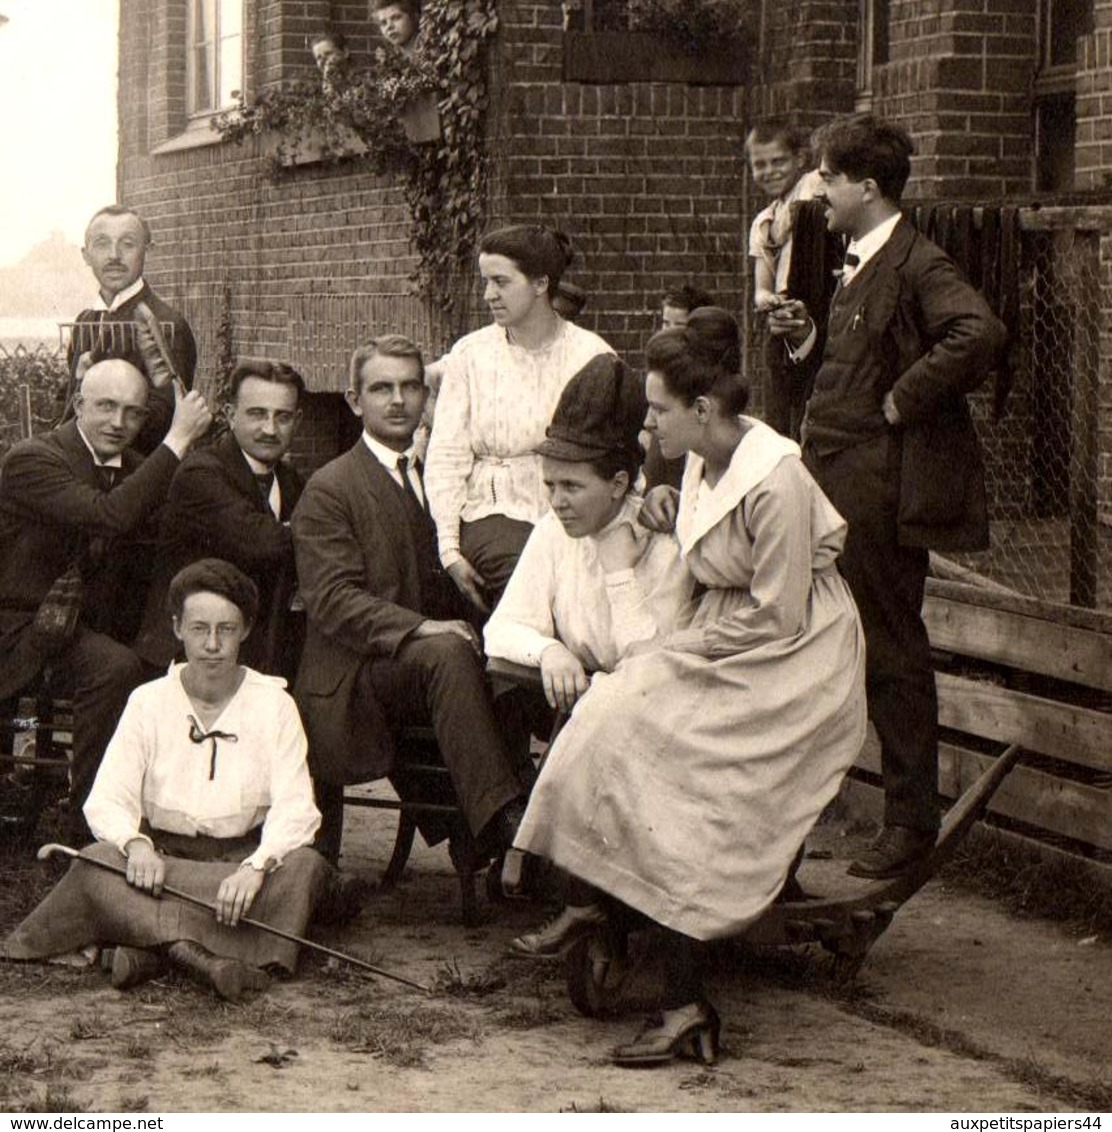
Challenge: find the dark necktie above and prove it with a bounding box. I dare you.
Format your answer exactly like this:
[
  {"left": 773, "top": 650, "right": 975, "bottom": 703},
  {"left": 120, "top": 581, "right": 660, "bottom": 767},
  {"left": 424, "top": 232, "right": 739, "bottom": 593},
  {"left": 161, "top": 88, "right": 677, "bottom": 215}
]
[
  {"left": 254, "top": 471, "right": 276, "bottom": 511},
  {"left": 187, "top": 714, "right": 239, "bottom": 780},
  {"left": 98, "top": 466, "right": 119, "bottom": 491},
  {"left": 395, "top": 455, "right": 426, "bottom": 513},
  {"left": 843, "top": 251, "right": 861, "bottom": 269}
]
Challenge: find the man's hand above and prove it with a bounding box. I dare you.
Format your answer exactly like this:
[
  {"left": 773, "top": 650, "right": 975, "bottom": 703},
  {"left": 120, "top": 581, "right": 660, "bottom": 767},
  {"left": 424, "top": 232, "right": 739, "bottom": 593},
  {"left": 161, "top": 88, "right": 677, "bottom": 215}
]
[
  {"left": 767, "top": 299, "right": 814, "bottom": 346},
  {"left": 446, "top": 558, "right": 490, "bottom": 613},
  {"left": 124, "top": 839, "right": 165, "bottom": 896},
  {"left": 540, "top": 642, "right": 589, "bottom": 712},
  {"left": 413, "top": 618, "right": 482, "bottom": 655},
  {"left": 639, "top": 486, "right": 680, "bottom": 534},
  {"left": 595, "top": 521, "right": 646, "bottom": 573},
  {"left": 164, "top": 381, "right": 213, "bottom": 454},
  {"left": 216, "top": 863, "right": 265, "bottom": 927}
]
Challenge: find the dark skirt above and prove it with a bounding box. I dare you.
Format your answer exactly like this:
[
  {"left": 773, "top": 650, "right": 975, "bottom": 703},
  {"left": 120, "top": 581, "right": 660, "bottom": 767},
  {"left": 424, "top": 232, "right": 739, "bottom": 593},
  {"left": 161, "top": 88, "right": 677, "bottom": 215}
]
[{"left": 1, "top": 838, "right": 329, "bottom": 973}]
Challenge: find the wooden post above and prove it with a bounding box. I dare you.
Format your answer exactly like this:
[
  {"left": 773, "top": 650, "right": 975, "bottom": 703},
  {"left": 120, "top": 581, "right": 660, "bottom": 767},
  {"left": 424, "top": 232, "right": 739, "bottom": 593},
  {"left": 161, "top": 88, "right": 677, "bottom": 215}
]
[
  {"left": 17, "top": 383, "right": 32, "bottom": 440},
  {"left": 1068, "top": 230, "right": 1100, "bottom": 608}
]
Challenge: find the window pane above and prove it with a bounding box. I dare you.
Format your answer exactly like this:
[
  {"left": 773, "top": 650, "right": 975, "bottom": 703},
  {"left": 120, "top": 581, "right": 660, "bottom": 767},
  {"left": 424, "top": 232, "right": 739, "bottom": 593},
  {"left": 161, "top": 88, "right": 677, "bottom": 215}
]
[
  {"left": 191, "top": 43, "right": 214, "bottom": 112},
  {"left": 1047, "top": 0, "right": 1094, "bottom": 68},
  {"left": 219, "top": 32, "right": 243, "bottom": 106},
  {"left": 191, "top": 0, "right": 215, "bottom": 46},
  {"left": 220, "top": 0, "right": 242, "bottom": 39},
  {"left": 1035, "top": 94, "right": 1076, "bottom": 192}
]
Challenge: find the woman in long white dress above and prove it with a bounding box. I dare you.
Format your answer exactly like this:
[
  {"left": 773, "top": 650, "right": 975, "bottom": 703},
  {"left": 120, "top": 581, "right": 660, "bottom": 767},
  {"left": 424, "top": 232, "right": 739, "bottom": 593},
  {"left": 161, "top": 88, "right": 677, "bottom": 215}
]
[
  {"left": 424, "top": 225, "right": 611, "bottom": 616},
  {"left": 505, "top": 309, "right": 867, "bottom": 1066}
]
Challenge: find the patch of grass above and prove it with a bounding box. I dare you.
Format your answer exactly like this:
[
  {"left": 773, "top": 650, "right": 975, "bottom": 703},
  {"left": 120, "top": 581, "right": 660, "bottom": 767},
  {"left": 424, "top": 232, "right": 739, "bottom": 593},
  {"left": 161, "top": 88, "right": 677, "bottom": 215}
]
[
  {"left": 327, "top": 1004, "right": 483, "bottom": 1068},
  {"left": 116, "top": 1093, "right": 151, "bottom": 1111},
  {"left": 69, "top": 1012, "right": 109, "bottom": 1041},
  {"left": 118, "top": 1035, "right": 153, "bottom": 1061},
  {"left": 940, "top": 828, "right": 1112, "bottom": 939},
  {"left": 181, "top": 1062, "right": 224, "bottom": 1080},
  {"left": 432, "top": 958, "right": 506, "bottom": 997},
  {"left": 561, "top": 1097, "right": 634, "bottom": 1112},
  {"left": 8, "top": 1082, "right": 81, "bottom": 1112}
]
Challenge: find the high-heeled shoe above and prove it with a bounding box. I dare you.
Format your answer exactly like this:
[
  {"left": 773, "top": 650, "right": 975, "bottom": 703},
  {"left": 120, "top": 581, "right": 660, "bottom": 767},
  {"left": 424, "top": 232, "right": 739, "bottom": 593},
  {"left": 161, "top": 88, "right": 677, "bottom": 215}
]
[
  {"left": 509, "top": 902, "right": 608, "bottom": 959},
  {"left": 611, "top": 1001, "right": 721, "bottom": 1067}
]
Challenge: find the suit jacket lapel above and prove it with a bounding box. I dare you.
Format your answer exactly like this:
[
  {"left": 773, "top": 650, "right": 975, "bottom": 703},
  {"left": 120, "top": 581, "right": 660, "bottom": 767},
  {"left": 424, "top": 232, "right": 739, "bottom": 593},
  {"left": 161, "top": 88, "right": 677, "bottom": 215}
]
[{"left": 221, "top": 434, "right": 270, "bottom": 514}]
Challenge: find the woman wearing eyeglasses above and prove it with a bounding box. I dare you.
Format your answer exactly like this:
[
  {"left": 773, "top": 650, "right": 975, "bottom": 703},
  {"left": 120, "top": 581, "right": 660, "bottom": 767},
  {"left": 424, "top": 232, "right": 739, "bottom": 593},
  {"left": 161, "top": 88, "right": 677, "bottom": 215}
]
[{"left": 2, "top": 559, "right": 363, "bottom": 1000}]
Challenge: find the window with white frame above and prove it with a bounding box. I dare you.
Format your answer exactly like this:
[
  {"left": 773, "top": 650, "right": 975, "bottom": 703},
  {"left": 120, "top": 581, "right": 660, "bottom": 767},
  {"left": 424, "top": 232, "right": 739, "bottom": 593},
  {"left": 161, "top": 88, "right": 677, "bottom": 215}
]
[
  {"left": 856, "top": 0, "right": 889, "bottom": 109},
  {"left": 187, "top": 0, "right": 243, "bottom": 117}
]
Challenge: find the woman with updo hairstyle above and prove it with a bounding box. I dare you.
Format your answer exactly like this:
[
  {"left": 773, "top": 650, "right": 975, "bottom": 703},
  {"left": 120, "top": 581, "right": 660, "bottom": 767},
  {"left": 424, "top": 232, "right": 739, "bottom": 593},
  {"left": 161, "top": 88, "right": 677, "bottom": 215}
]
[
  {"left": 504, "top": 309, "right": 866, "bottom": 1069},
  {"left": 2, "top": 559, "right": 365, "bottom": 1002},
  {"left": 425, "top": 224, "right": 611, "bottom": 616}
]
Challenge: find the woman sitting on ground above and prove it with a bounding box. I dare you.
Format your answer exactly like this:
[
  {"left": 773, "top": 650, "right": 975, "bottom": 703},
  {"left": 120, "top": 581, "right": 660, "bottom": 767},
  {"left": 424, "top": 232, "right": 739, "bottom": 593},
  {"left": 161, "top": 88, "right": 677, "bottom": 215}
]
[
  {"left": 424, "top": 224, "right": 611, "bottom": 616},
  {"left": 2, "top": 559, "right": 361, "bottom": 1001},
  {"left": 497, "top": 309, "right": 866, "bottom": 1067}
]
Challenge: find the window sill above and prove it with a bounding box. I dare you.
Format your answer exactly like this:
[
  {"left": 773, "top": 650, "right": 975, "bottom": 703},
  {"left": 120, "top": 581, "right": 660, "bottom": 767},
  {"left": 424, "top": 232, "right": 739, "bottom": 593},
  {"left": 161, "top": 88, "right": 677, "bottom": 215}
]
[
  {"left": 151, "top": 116, "right": 227, "bottom": 156},
  {"left": 563, "top": 31, "right": 747, "bottom": 85}
]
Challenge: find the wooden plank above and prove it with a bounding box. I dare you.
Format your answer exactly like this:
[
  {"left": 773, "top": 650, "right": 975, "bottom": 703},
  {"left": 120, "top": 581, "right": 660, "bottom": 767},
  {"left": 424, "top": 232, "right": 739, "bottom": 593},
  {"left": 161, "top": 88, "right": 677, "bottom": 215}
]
[
  {"left": 936, "top": 672, "right": 1112, "bottom": 774},
  {"left": 924, "top": 594, "right": 1112, "bottom": 692},
  {"left": 854, "top": 740, "right": 1112, "bottom": 853},
  {"left": 925, "top": 577, "right": 1112, "bottom": 636}
]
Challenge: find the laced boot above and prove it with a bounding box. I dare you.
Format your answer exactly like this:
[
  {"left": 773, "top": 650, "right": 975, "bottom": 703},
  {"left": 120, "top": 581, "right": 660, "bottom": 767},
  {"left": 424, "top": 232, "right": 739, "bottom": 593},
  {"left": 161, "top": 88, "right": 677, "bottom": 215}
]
[
  {"left": 167, "top": 941, "right": 269, "bottom": 1002},
  {"left": 103, "top": 946, "right": 165, "bottom": 990}
]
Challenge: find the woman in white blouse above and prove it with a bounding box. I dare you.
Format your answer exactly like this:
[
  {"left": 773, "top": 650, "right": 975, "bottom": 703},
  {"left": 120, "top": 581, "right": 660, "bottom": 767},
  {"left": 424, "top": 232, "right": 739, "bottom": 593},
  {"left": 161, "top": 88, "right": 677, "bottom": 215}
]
[
  {"left": 425, "top": 225, "right": 611, "bottom": 615},
  {"left": 3, "top": 560, "right": 358, "bottom": 1001}
]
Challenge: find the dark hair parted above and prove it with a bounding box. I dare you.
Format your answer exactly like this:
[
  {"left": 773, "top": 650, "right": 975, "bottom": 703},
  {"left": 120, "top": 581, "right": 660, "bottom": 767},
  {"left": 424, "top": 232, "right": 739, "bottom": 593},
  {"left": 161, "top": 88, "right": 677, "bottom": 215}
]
[
  {"left": 645, "top": 306, "right": 749, "bottom": 415},
  {"left": 813, "top": 114, "right": 914, "bottom": 203},
  {"left": 168, "top": 559, "right": 259, "bottom": 629},
  {"left": 478, "top": 225, "right": 575, "bottom": 297},
  {"left": 348, "top": 334, "right": 425, "bottom": 394},
  {"left": 586, "top": 448, "right": 642, "bottom": 488},
  {"left": 229, "top": 358, "right": 305, "bottom": 403},
  {"left": 661, "top": 283, "right": 714, "bottom": 314}
]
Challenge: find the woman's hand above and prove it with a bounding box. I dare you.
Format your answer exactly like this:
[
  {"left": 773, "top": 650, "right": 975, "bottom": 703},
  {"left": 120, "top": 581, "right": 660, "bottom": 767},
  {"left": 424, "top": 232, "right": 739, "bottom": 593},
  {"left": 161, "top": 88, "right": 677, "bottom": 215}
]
[
  {"left": 540, "top": 642, "right": 589, "bottom": 712},
  {"left": 124, "top": 839, "right": 165, "bottom": 896},
  {"left": 639, "top": 486, "right": 680, "bottom": 534},
  {"left": 595, "top": 522, "right": 646, "bottom": 573},
  {"left": 446, "top": 558, "right": 490, "bottom": 613},
  {"left": 216, "top": 863, "right": 266, "bottom": 928}
]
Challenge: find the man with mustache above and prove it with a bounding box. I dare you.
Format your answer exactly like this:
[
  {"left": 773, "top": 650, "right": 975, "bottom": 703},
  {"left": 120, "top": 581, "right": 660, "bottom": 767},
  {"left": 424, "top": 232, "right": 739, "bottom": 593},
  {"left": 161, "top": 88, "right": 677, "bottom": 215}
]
[
  {"left": 64, "top": 206, "right": 197, "bottom": 455},
  {"left": 134, "top": 359, "right": 306, "bottom": 680},
  {"left": 292, "top": 335, "right": 530, "bottom": 867}
]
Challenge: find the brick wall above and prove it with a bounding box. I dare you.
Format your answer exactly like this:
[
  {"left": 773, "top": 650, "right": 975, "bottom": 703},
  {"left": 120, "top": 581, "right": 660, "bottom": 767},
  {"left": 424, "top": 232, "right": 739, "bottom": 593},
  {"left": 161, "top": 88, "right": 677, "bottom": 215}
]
[
  {"left": 1076, "top": 0, "right": 1112, "bottom": 191},
  {"left": 872, "top": 0, "right": 1036, "bottom": 200}
]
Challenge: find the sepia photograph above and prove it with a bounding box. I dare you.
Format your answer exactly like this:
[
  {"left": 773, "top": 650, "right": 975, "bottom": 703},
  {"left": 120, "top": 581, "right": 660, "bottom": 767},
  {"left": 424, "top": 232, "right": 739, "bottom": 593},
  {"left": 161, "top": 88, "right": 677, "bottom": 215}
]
[{"left": 0, "top": 0, "right": 1110, "bottom": 1116}]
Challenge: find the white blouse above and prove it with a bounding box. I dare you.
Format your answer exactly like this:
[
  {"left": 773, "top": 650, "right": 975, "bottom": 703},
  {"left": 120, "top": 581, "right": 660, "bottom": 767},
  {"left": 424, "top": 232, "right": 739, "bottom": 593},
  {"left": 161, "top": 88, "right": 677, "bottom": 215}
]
[
  {"left": 484, "top": 496, "right": 694, "bottom": 673},
  {"left": 424, "top": 319, "right": 611, "bottom": 567},
  {"left": 84, "top": 665, "right": 321, "bottom": 871}
]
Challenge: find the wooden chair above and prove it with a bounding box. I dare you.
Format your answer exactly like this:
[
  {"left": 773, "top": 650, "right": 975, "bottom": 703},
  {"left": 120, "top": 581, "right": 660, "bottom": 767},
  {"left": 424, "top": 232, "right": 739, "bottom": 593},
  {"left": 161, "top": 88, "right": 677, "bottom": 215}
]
[{"left": 0, "top": 683, "right": 73, "bottom": 844}]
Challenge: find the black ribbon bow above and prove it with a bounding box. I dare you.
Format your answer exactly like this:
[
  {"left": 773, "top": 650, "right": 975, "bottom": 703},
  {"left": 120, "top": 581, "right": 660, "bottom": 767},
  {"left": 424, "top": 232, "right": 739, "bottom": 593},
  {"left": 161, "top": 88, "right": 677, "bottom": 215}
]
[{"left": 187, "top": 714, "right": 239, "bottom": 780}]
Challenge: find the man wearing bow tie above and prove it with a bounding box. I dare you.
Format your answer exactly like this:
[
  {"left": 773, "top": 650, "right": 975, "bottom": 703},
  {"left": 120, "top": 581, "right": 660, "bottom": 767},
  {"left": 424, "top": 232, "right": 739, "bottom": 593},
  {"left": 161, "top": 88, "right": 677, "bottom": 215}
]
[
  {"left": 0, "top": 360, "right": 212, "bottom": 835},
  {"left": 64, "top": 206, "right": 197, "bottom": 455},
  {"left": 135, "top": 360, "right": 306, "bottom": 680},
  {"left": 773, "top": 115, "right": 1007, "bottom": 880},
  {"left": 292, "top": 335, "right": 529, "bottom": 865}
]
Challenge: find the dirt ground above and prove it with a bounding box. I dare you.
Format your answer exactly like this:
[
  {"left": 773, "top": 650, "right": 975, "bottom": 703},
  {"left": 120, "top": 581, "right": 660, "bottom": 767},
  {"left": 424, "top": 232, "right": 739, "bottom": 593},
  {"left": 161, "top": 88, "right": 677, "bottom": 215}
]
[{"left": 2, "top": 798, "right": 1111, "bottom": 1114}]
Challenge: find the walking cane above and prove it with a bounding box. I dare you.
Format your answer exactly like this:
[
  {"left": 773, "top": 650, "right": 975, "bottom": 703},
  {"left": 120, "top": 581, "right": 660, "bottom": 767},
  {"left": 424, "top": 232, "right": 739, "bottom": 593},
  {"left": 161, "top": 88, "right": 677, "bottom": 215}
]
[{"left": 37, "top": 843, "right": 431, "bottom": 994}]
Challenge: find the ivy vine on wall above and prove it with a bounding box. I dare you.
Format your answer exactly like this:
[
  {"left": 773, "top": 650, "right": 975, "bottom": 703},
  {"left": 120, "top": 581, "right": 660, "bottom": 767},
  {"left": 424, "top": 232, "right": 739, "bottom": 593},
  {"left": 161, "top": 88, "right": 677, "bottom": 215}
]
[{"left": 214, "top": 0, "right": 499, "bottom": 308}]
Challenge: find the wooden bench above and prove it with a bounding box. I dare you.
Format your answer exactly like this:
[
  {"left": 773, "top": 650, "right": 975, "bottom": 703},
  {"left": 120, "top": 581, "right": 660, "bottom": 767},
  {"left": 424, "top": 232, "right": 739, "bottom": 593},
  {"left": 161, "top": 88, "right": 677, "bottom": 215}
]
[{"left": 0, "top": 689, "right": 74, "bottom": 843}]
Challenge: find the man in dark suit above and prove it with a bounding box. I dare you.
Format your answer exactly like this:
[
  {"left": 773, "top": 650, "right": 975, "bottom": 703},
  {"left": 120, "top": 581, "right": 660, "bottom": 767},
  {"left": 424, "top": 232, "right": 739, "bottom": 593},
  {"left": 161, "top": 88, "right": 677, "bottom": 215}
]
[
  {"left": 292, "top": 335, "right": 528, "bottom": 863},
  {"left": 64, "top": 206, "right": 198, "bottom": 455},
  {"left": 0, "top": 360, "right": 212, "bottom": 833},
  {"left": 775, "top": 115, "right": 1008, "bottom": 879},
  {"left": 135, "top": 359, "right": 306, "bottom": 679}
]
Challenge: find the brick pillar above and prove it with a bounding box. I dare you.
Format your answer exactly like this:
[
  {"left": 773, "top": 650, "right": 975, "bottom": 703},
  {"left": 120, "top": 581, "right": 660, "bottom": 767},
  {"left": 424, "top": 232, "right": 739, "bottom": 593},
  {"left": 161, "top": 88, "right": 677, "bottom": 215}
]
[
  {"left": 873, "top": 0, "right": 1036, "bottom": 200},
  {"left": 1076, "top": 0, "right": 1112, "bottom": 191}
]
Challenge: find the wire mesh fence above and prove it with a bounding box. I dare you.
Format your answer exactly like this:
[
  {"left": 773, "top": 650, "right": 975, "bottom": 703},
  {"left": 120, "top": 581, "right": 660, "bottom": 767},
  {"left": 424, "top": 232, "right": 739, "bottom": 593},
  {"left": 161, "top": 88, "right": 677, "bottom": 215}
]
[{"left": 953, "top": 208, "right": 1110, "bottom": 611}]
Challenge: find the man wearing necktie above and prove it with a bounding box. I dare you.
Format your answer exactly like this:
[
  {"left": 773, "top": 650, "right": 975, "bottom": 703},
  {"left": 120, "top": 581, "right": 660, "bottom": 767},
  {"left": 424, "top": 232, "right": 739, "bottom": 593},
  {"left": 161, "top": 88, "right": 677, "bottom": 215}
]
[
  {"left": 0, "top": 360, "right": 212, "bottom": 838},
  {"left": 63, "top": 206, "right": 197, "bottom": 456},
  {"left": 292, "top": 335, "right": 530, "bottom": 866},
  {"left": 135, "top": 360, "right": 306, "bottom": 680},
  {"left": 773, "top": 115, "right": 1008, "bottom": 880}
]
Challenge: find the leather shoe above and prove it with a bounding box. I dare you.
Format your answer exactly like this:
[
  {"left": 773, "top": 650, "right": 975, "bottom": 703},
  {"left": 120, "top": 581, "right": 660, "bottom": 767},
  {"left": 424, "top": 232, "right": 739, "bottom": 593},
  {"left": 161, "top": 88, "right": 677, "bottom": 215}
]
[
  {"left": 612, "top": 1002, "right": 721, "bottom": 1067},
  {"left": 509, "top": 902, "right": 607, "bottom": 959},
  {"left": 105, "top": 946, "right": 165, "bottom": 990},
  {"left": 847, "top": 824, "right": 935, "bottom": 879}
]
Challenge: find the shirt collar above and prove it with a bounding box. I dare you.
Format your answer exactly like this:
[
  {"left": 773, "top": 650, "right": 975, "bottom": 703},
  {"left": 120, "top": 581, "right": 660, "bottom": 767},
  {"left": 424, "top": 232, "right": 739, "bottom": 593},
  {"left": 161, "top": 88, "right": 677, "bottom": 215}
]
[
  {"left": 846, "top": 213, "right": 901, "bottom": 272},
  {"left": 93, "top": 277, "right": 146, "bottom": 312},
  {"left": 361, "top": 430, "right": 417, "bottom": 471},
  {"left": 240, "top": 448, "right": 276, "bottom": 476},
  {"left": 75, "top": 424, "right": 124, "bottom": 468}
]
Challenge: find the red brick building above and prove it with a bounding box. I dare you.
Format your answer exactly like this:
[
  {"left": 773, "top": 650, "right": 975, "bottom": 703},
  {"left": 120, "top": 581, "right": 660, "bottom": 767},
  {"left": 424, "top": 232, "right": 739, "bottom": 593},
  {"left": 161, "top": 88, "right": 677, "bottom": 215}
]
[{"left": 118, "top": 0, "right": 1112, "bottom": 602}]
